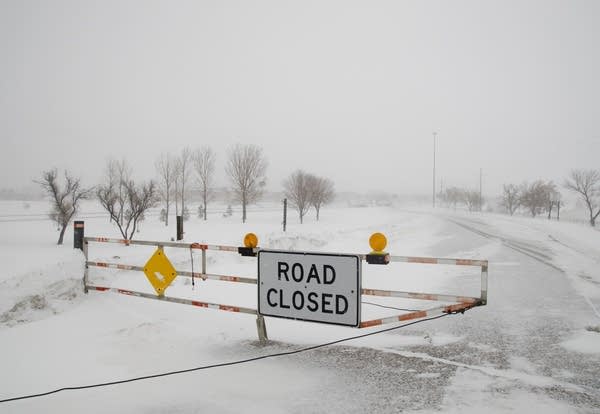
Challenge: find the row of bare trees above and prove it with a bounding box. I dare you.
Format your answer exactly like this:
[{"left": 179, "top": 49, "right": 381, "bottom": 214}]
[
  {"left": 500, "top": 180, "right": 560, "bottom": 218},
  {"left": 155, "top": 147, "right": 215, "bottom": 226},
  {"left": 155, "top": 144, "right": 265, "bottom": 225},
  {"left": 35, "top": 163, "right": 158, "bottom": 243},
  {"left": 438, "top": 187, "right": 482, "bottom": 212},
  {"left": 499, "top": 169, "right": 600, "bottom": 226},
  {"left": 283, "top": 170, "right": 335, "bottom": 223},
  {"left": 37, "top": 144, "right": 336, "bottom": 244}
]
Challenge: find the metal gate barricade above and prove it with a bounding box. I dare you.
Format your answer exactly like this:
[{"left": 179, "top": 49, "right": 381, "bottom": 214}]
[{"left": 82, "top": 233, "right": 487, "bottom": 342}]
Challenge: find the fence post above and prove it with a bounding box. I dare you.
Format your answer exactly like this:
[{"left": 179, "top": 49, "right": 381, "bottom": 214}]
[
  {"left": 256, "top": 315, "right": 268, "bottom": 344},
  {"left": 176, "top": 215, "right": 183, "bottom": 241},
  {"left": 283, "top": 198, "right": 287, "bottom": 232}
]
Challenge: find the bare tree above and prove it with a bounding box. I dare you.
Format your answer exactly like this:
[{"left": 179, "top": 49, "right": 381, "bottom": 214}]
[
  {"left": 225, "top": 144, "right": 267, "bottom": 223},
  {"left": 565, "top": 169, "right": 600, "bottom": 227},
  {"left": 284, "top": 170, "right": 312, "bottom": 224},
  {"left": 463, "top": 190, "right": 482, "bottom": 212},
  {"left": 500, "top": 184, "right": 521, "bottom": 215},
  {"left": 308, "top": 175, "right": 335, "bottom": 221},
  {"left": 155, "top": 152, "right": 175, "bottom": 226},
  {"left": 175, "top": 147, "right": 193, "bottom": 218},
  {"left": 443, "top": 187, "right": 465, "bottom": 210},
  {"left": 97, "top": 179, "right": 158, "bottom": 240},
  {"left": 193, "top": 146, "right": 216, "bottom": 221},
  {"left": 35, "top": 169, "right": 93, "bottom": 245},
  {"left": 520, "top": 180, "right": 556, "bottom": 217},
  {"left": 105, "top": 158, "right": 131, "bottom": 226}
]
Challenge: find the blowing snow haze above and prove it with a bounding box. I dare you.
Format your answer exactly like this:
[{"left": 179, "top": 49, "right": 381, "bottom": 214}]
[{"left": 1, "top": 1, "right": 599, "bottom": 195}]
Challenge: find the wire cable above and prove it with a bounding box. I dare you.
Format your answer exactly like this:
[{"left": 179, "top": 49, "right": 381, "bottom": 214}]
[
  {"left": 361, "top": 301, "right": 419, "bottom": 312},
  {"left": 0, "top": 313, "right": 452, "bottom": 404}
]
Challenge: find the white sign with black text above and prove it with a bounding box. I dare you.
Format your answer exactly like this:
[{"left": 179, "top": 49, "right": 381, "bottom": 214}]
[{"left": 258, "top": 250, "right": 361, "bottom": 327}]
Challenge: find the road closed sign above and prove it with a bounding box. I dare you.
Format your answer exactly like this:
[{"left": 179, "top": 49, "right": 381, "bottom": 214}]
[{"left": 258, "top": 250, "right": 361, "bottom": 327}]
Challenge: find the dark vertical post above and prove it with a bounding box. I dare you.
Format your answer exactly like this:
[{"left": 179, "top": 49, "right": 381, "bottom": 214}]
[
  {"left": 83, "top": 238, "right": 89, "bottom": 293},
  {"left": 256, "top": 315, "right": 268, "bottom": 344},
  {"left": 557, "top": 201, "right": 561, "bottom": 221},
  {"left": 479, "top": 168, "right": 483, "bottom": 212},
  {"left": 432, "top": 132, "right": 437, "bottom": 208},
  {"left": 283, "top": 198, "right": 287, "bottom": 232},
  {"left": 176, "top": 215, "right": 183, "bottom": 241},
  {"left": 74, "top": 220, "right": 84, "bottom": 250}
]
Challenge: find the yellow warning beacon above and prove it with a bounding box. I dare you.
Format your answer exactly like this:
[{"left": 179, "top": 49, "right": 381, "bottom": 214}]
[{"left": 366, "top": 232, "right": 390, "bottom": 265}]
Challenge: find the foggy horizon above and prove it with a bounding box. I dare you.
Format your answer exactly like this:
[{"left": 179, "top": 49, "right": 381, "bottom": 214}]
[{"left": 2, "top": 1, "right": 599, "bottom": 197}]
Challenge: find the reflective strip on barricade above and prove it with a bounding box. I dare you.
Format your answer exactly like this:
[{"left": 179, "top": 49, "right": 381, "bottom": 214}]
[
  {"left": 359, "top": 302, "right": 476, "bottom": 328},
  {"left": 87, "top": 261, "right": 140, "bottom": 271},
  {"left": 361, "top": 288, "right": 479, "bottom": 304},
  {"left": 86, "top": 285, "right": 258, "bottom": 315},
  {"left": 85, "top": 237, "right": 244, "bottom": 253},
  {"left": 389, "top": 256, "right": 487, "bottom": 267},
  {"left": 86, "top": 261, "right": 257, "bottom": 285}
]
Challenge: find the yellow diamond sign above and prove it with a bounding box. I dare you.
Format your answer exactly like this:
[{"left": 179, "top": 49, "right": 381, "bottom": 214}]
[{"left": 143, "top": 247, "right": 177, "bottom": 296}]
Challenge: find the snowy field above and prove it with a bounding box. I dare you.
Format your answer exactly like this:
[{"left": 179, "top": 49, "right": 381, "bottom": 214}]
[{"left": 1, "top": 200, "right": 599, "bottom": 413}]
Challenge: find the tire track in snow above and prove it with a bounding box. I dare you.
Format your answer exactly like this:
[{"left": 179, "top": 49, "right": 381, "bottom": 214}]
[
  {"left": 447, "top": 218, "right": 561, "bottom": 271},
  {"left": 374, "top": 347, "right": 591, "bottom": 394},
  {"left": 446, "top": 217, "right": 600, "bottom": 320}
]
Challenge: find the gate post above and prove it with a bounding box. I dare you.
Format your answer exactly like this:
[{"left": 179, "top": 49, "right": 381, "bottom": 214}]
[
  {"left": 480, "top": 264, "right": 488, "bottom": 305},
  {"left": 82, "top": 238, "right": 89, "bottom": 293}
]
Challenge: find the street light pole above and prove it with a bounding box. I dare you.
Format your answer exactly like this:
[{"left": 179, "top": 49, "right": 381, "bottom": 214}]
[
  {"left": 479, "top": 168, "right": 483, "bottom": 212},
  {"left": 433, "top": 132, "right": 437, "bottom": 208}
]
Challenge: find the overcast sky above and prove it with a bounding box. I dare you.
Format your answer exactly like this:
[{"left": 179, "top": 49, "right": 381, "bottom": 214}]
[{"left": 1, "top": 0, "right": 599, "bottom": 196}]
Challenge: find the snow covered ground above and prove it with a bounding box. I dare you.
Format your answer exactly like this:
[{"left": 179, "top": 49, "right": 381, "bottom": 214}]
[{"left": 1, "top": 200, "right": 599, "bottom": 413}]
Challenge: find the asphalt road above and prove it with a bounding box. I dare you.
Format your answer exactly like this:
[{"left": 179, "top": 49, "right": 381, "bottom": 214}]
[{"left": 249, "top": 214, "right": 600, "bottom": 413}]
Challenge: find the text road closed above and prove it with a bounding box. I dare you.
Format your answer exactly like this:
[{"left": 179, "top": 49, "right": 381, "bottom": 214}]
[{"left": 258, "top": 250, "right": 361, "bottom": 327}]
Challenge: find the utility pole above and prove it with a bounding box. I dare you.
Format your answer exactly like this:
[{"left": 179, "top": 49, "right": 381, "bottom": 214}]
[
  {"left": 479, "top": 168, "right": 483, "bottom": 212},
  {"left": 433, "top": 132, "right": 437, "bottom": 208}
]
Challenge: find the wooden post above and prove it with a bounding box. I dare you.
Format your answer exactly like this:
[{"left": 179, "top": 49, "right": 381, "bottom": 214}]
[
  {"left": 283, "top": 198, "right": 287, "bottom": 232},
  {"left": 176, "top": 215, "right": 183, "bottom": 241}
]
